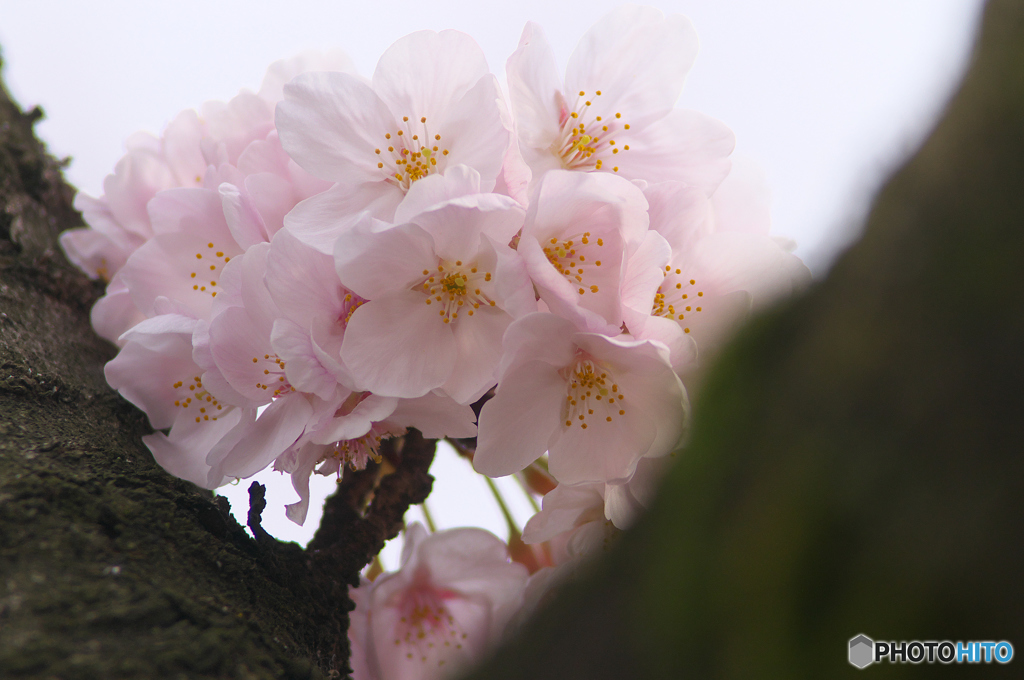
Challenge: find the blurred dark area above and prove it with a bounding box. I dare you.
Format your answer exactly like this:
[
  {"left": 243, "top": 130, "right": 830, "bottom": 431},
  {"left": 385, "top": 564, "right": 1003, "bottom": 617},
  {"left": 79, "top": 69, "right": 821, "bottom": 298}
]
[{"left": 463, "top": 0, "right": 1024, "bottom": 677}]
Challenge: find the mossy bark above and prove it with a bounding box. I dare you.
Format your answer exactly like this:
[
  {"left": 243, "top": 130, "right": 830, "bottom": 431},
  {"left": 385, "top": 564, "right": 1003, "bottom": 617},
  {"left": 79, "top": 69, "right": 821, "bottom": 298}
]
[
  {"left": 464, "top": 0, "right": 1024, "bottom": 678},
  {"left": 0, "top": 53, "right": 440, "bottom": 679}
]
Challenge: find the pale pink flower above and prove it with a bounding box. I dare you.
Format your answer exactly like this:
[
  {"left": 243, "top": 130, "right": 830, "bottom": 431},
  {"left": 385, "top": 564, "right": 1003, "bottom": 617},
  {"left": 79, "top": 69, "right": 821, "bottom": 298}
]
[
  {"left": 622, "top": 178, "right": 811, "bottom": 370},
  {"left": 350, "top": 524, "right": 527, "bottom": 680},
  {"left": 64, "top": 53, "right": 352, "bottom": 343},
  {"left": 277, "top": 30, "right": 511, "bottom": 247},
  {"left": 277, "top": 391, "right": 477, "bottom": 525},
  {"left": 506, "top": 5, "right": 734, "bottom": 190},
  {"left": 334, "top": 187, "right": 531, "bottom": 403},
  {"left": 61, "top": 110, "right": 206, "bottom": 284},
  {"left": 521, "top": 456, "right": 671, "bottom": 564},
  {"left": 516, "top": 170, "right": 654, "bottom": 336},
  {"left": 103, "top": 313, "right": 255, "bottom": 488},
  {"left": 474, "top": 312, "right": 687, "bottom": 485}
]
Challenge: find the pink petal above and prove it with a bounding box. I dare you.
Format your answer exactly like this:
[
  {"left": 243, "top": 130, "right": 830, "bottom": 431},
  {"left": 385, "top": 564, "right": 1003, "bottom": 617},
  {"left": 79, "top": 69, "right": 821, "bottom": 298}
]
[
  {"left": 341, "top": 290, "right": 457, "bottom": 398},
  {"left": 506, "top": 22, "right": 564, "bottom": 149},
  {"left": 216, "top": 394, "right": 313, "bottom": 479},
  {"left": 474, "top": 360, "right": 567, "bottom": 478},
  {"left": 277, "top": 71, "right": 398, "bottom": 184},
  {"left": 372, "top": 30, "right": 489, "bottom": 128},
  {"left": 565, "top": 6, "right": 698, "bottom": 122},
  {"left": 284, "top": 182, "right": 402, "bottom": 254},
  {"left": 443, "top": 306, "right": 510, "bottom": 405},
  {"left": 334, "top": 221, "right": 436, "bottom": 300}
]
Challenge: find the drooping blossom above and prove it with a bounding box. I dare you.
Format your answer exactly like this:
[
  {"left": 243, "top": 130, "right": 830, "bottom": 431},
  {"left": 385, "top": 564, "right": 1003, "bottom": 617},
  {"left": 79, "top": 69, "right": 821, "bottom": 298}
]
[
  {"left": 349, "top": 524, "right": 527, "bottom": 680},
  {"left": 506, "top": 5, "right": 734, "bottom": 191},
  {"left": 521, "top": 456, "right": 672, "bottom": 564},
  {"left": 474, "top": 312, "right": 687, "bottom": 485}
]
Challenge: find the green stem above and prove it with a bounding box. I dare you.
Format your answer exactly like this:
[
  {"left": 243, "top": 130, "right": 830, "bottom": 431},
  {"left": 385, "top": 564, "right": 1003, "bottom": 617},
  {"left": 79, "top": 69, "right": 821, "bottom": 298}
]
[
  {"left": 420, "top": 501, "right": 438, "bottom": 533},
  {"left": 483, "top": 475, "right": 520, "bottom": 538}
]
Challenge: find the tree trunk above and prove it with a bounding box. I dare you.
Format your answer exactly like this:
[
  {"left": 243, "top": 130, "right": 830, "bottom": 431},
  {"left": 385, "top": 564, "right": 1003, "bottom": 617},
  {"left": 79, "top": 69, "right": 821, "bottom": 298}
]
[{"left": 0, "top": 53, "right": 438, "bottom": 679}]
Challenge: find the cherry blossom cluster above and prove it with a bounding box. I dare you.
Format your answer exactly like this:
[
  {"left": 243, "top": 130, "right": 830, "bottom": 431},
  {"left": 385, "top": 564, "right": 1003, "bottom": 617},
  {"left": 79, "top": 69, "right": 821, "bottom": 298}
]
[{"left": 62, "top": 6, "right": 809, "bottom": 679}]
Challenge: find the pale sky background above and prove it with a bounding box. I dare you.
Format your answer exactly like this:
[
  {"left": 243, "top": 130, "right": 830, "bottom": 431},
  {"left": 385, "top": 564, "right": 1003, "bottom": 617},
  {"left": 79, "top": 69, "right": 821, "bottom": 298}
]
[{"left": 0, "top": 0, "right": 984, "bottom": 566}]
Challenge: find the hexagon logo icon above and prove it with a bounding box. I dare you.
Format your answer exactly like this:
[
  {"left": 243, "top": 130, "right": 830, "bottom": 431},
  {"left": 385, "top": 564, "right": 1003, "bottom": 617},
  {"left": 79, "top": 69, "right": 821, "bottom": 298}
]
[{"left": 849, "top": 634, "right": 874, "bottom": 669}]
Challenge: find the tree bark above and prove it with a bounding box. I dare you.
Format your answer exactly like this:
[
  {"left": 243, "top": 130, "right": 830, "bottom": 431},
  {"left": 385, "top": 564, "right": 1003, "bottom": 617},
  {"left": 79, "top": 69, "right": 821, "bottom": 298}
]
[{"left": 0, "top": 53, "right": 437, "bottom": 678}]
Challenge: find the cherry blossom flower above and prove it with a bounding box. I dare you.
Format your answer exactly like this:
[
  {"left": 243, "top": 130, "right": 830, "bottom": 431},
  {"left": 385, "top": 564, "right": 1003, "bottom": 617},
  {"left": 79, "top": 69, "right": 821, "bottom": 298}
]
[
  {"left": 277, "top": 30, "right": 511, "bottom": 250},
  {"left": 63, "top": 53, "right": 352, "bottom": 343},
  {"left": 103, "top": 313, "right": 255, "bottom": 489},
  {"left": 516, "top": 169, "right": 656, "bottom": 335},
  {"left": 334, "top": 186, "right": 531, "bottom": 403},
  {"left": 474, "top": 312, "right": 687, "bottom": 485},
  {"left": 349, "top": 524, "right": 527, "bottom": 680},
  {"left": 506, "top": 5, "right": 734, "bottom": 190},
  {"left": 623, "top": 178, "right": 810, "bottom": 370},
  {"left": 276, "top": 390, "right": 477, "bottom": 525}
]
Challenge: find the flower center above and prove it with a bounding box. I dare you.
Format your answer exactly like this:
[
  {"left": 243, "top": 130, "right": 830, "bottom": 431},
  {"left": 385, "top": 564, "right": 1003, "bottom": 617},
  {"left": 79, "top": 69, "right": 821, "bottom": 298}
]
[
  {"left": 652, "top": 266, "right": 704, "bottom": 334},
  {"left": 171, "top": 374, "right": 226, "bottom": 423},
  {"left": 375, "top": 116, "right": 451, "bottom": 192},
  {"left": 250, "top": 353, "right": 295, "bottom": 397},
  {"left": 190, "top": 242, "right": 232, "bottom": 299},
  {"left": 552, "top": 90, "right": 630, "bottom": 173},
  {"left": 339, "top": 291, "right": 369, "bottom": 328},
  {"left": 561, "top": 357, "right": 626, "bottom": 430},
  {"left": 542, "top": 232, "right": 605, "bottom": 297},
  {"left": 417, "top": 259, "right": 497, "bottom": 324},
  {"left": 392, "top": 573, "right": 469, "bottom": 670}
]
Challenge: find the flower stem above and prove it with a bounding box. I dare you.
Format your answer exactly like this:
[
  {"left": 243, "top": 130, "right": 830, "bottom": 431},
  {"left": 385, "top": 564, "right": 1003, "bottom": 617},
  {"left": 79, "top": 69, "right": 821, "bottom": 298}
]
[
  {"left": 483, "top": 475, "right": 520, "bottom": 538},
  {"left": 420, "top": 501, "right": 438, "bottom": 533},
  {"left": 514, "top": 473, "right": 541, "bottom": 513}
]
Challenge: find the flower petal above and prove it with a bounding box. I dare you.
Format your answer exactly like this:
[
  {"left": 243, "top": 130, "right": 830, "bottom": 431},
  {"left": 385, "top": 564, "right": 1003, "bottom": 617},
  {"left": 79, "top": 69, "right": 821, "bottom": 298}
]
[
  {"left": 475, "top": 360, "right": 567, "bottom": 478},
  {"left": 341, "top": 290, "right": 457, "bottom": 398},
  {"left": 277, "top": 71, "right": 398, "bottom": 184}
]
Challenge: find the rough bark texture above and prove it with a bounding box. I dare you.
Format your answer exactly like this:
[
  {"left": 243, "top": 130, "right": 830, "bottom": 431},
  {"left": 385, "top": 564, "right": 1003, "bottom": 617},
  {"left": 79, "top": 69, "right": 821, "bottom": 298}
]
[
  {"left": 0, "top": 50, "right": 436, "bottom": 678},
  {"left": 462, "top": 0, "right": 1024, "bottom": 677}
]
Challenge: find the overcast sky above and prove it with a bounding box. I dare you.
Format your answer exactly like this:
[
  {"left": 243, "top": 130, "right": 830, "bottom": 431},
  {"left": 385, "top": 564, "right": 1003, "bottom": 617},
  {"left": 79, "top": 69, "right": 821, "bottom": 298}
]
[{"left": 0, "top": 0, "right": 985, "bottom": 558}]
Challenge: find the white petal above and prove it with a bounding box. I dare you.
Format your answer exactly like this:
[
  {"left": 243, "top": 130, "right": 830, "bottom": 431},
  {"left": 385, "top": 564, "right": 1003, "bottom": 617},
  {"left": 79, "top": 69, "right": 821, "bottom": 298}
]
[
  {"left": 266, "top": 228, "right": 345, "bottom": 330},
  {"left": 624, "top": 109, "right": 735, "bottom": 192},
  {"left": 394, "top": 165, "right": 482, "bottom": 223},
  {"left": 497, "top": 312, "right": 577, "bottom": 378},
  {"left": 388, "top": 392, "right": 477, "bottom": 439},
  {"left": 644, "top": 181, "right": 714, "bottom": 252},
  {"left": 334, "top": 221, "right": 436, "bottom": 300},
  {"left": 435, "top": 75, "right": 510, "bottom": 188},
  {"left": 270, "top": 318, "right": 340, "bottom": 400},
  {"left": 442, "top": 306, "right": 509, "bottom": 405}
]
